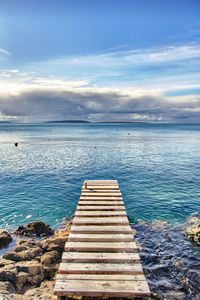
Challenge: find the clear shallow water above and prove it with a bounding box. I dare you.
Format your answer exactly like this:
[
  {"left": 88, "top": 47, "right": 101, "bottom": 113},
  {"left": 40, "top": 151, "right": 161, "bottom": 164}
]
[
  {"left": 0, "top": 123, "right": 200, "bottom": 230},
  {"left": 134, "top": 221, "right": 200, "bottom": 300}
]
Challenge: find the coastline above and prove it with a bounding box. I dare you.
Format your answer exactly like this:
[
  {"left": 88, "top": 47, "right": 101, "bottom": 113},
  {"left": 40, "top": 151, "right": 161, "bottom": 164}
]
[{"left": 0, "top": 217, "right": 199, "bottom": 300}]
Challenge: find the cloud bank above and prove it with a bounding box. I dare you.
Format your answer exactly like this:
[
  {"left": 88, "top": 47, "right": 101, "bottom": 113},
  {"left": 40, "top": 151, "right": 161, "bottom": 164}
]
[
  {"left": 0, "top": 77, "right": 199, "bottom": 123},
  {"left": 0, "top": 44, "right": 200, "bottom": 122}
]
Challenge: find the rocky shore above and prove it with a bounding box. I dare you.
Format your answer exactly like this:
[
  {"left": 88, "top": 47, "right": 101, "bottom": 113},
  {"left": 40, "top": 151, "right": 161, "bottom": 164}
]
[
  {"left": 0, "top": 216, "right": 199, "bottom": 300},
  {"left": 0, "top": 221, "right": 71, "bottom": 300}
]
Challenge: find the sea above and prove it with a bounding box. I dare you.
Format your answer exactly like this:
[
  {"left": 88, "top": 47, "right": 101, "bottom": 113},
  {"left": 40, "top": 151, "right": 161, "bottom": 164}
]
[
  {"left": 0, "top": 123, "right": 200, "bottom": 299},
  {"left": 0, "top": 122, "right": 199, "bottom": 229}
]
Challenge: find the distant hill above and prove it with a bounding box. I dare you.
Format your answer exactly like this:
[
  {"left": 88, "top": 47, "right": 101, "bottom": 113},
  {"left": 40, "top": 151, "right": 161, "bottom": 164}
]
[
  {"left": 96, "top": 121, "right": 148, "bottom": 124},
  {"left": 45, "top": 120, "right": 91, "bottom": 123},
  {"left": 0, "top": 121, "right": 11, "bottom": 124}
]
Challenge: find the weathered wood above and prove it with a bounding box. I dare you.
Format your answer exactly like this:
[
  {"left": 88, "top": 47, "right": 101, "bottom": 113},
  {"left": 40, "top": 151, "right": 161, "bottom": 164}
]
[
  {"left": 82, "top": 186, "right": 121, "bottom": 194},
  {"left": 73, "top": 216, "right": 129, "bottom": 225},
  {"left": 80, "top": 198, "right": 123, "bottom": 201},
  {"left": 81, "top": 192, "right": 122, "bottom": 197},
  {"left": 54, "top": 180, "right": 150, "bottom": 299},
  {"left": 59, "top": 262, "right": 144, "bottom": 275},
  {"left": 65, "top": 241, "right": 138, "bottom": 252},
  {"left": 68, "top": 233, "right": 133, "bottom": 242},
  {"left": 62, "top": 252, "right": 140, "bottom": 263},
  {"left": 75, "top": 210, "right": 127, "bottom": 217},
  {"left": 70, "top": 225, "right": 133, "bottom": 234},
  {"left": 82, "top": 186, "right": 119, "bottom": 190},
  {"left": 82, "top": 189, "right": 121, "bottom": 196},
  {"left": 77, "top": 205, "right": 125, "bottom": 211},
  {"left": 78, "top": 201, "right": 124, "bottom": 205},
  {"left": 54, "top": 279, "right": 151, "bottom": 297},
  {"left": 84, "top": 180, "right": 118, "bottom": 184},
  {"left": 56, "top": 273, "right": 147, "bottom": 281}
]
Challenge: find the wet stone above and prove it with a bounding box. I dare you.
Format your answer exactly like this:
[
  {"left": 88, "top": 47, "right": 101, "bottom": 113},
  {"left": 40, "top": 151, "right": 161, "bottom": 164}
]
[{"left": 133, "top": 220, "right": 200, "bottom": 300}]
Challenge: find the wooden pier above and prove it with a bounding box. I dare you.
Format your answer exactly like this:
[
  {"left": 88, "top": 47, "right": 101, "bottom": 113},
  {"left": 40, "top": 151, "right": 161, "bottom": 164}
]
[{"left": 54, "top": 180, "right": 151, "bottom": 299}]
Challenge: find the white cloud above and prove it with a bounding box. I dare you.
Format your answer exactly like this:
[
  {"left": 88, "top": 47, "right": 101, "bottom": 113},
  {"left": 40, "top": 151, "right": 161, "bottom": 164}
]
[
  {"left": 0, "top": 48, "right": 11, "bottom": 56},
  {"left": 48, "top": 44, "right": 200, "bottom": 67},
  {"left": 0, "top": 76, "right": 199, "bottom": 123},
  {"left": 0, "top": 43, "right": 200, "bottom": 122}
]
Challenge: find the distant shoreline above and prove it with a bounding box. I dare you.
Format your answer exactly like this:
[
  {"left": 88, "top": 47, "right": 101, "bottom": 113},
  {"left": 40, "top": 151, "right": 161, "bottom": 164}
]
[{"left": 45, "top": 120, "right": 149, "bottom": 124}]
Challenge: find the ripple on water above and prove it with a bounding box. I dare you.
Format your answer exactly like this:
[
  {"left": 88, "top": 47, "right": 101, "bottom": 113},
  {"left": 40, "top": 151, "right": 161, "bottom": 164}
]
[{"left": 134, "top": 220, "right": 200, "bottom": 300}]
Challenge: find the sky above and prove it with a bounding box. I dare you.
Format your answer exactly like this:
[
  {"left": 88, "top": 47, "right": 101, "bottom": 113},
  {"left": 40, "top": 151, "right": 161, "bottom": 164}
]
[{"left": 0, "top": 0, "right": 200, "bottom": 122}]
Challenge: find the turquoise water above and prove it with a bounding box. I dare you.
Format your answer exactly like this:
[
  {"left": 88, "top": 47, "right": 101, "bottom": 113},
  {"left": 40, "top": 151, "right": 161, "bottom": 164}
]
[{"left": 0, "top": 123, "right": 200, "bottom": 229}]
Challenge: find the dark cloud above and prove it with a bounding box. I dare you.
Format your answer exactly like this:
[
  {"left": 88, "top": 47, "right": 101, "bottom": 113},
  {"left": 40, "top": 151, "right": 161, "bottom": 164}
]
[{"left": 0, "top": 87, "right": 200, "bottom": 122}]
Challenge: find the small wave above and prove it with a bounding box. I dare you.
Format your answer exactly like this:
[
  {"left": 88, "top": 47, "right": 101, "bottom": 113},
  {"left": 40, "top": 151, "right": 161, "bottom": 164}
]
[
  {"left": 133, "top": 218, "right": 200, "bottom": 300},
  {"left": 25, "top": 215, "right": 32, "bottom": 219}
]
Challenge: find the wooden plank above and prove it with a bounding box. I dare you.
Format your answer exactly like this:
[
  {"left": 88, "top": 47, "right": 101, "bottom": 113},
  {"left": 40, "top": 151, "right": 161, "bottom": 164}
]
[
  {"left": 59, "top": 262, "right": 144, "bottom": 275},
  {"left": 68, "top": 233, "right": 133, "bottom": 242},
  {"left": 82, "top": 189, "right": 120, "bottom": 192},
  {"left": 65, "top": 241, "right": 138, "bottom": 252},
  {"left": 56, "top": 273, "right": 147, "bottom": 281},
  {"left": 54, "top": 179, "right": 150, "bottom": 299},
  {"left": 80, "top": 197, "right": 123, "bottom": 201},
  {"left": 78, "top": 201, "right": 124, "bottom": 205},
  {"left": 77, "top": 205, "right": 125, "bottom": 211},
  {"left": 84, "top": 180, "right": 118, "bottom": 184},
  {"left": 71, "top": 225, "right": 133, "bottom": 234},
  {"left": 73, "top": 216, "right": 129, "bottom": 225},
  {"left": 54, "top": 279, "right": 151, "bottom": 297},
  {"left": 75, "top": 211, "right": 127, "bottom": 217},
  {"left": 62, "top": 252, "right": 140, "bottom": 263},
  {"left": 82, "top": 186, "right": 119, "bottom": 190},
  {"left": 81, "top": 192, "right": 121, "bottom": 197}
]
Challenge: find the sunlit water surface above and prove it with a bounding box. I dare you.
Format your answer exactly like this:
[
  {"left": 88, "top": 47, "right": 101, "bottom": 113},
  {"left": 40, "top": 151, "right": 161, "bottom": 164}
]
[{"left": 0, "top": 123, "right": 200, "bottom": 229}]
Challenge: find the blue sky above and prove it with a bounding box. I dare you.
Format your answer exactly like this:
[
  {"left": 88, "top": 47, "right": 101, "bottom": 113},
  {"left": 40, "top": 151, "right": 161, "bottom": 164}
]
[{"left": 0, "top": 0, "right": 200, "bottom": 122}]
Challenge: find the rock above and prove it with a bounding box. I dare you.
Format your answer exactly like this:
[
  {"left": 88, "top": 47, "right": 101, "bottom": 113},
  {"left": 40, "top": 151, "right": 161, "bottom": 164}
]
[
  {"left": 23, "top": 280, "right": 56, "bottom": 300},
  {"left": 0, "top": 225, "right": 71, "bottom": 298},
  {"left": 0, "top": 259, "right": 15, "bottom": 268},
  {"left": 42, "top": 228, "right": 69, "bottom": 253},
  {"left": 16, "top": 272, "right": 29, "bottom": 285},
  {"left": 0, "top": 281, "right": 16, "bottom": 294},
  {"left": 3, "top": 240, "right": 43, "bottom": 262},
  {"left": 0, "top": 230, "right": 12, "bottom": 249},
  {"left": 43, "top": 264, "right": 58, "bottom": 280},
  {"left": 14, "top": 221, "right": 54, "bottom": 237},
  {"left": 40, "top": 251, "right": 60, "bottom": 266},
  {"left": 0, "top": 265, "right": 17, "bottom": 284},
  {"left": 187, "top": 270, "right": 200, "bottom": 287},
  {"left": 3, "top": 247, "right": 42, "bottom": 262},
  {"left": 0, "top": 293, "right": 22, "bottom": 299},
  {"left": 16, "top": 261, "right": 43, "bottom": 276},
  {"left": 15, "top": 271, "right": 30, "bottom": 292},
  {"left": 186, "top": 215, "right": 200, "bottom": 246},
  {"left": 18, "top": 239, "right": 42, "bottom": 249},
  {"left": 151, "top": 220, "right": 170, "bottom": 229},
  {"left": 163, "top": 291, "right": 187, "bottom": 300}
]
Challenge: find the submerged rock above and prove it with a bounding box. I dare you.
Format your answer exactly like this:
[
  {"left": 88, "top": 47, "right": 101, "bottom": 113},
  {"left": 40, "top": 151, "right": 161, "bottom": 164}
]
[
  {"left": 186, "top": 215, "right": 200, "bottom": 246},
  {"left": 14, "top": 221, "right": 54, "bottom": 237},
  {"left": 0, "top": 230, "right": 12, "bottom": 249},
  {"left": 134, "top": 220, "right": 200, "bottom": 300}
]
